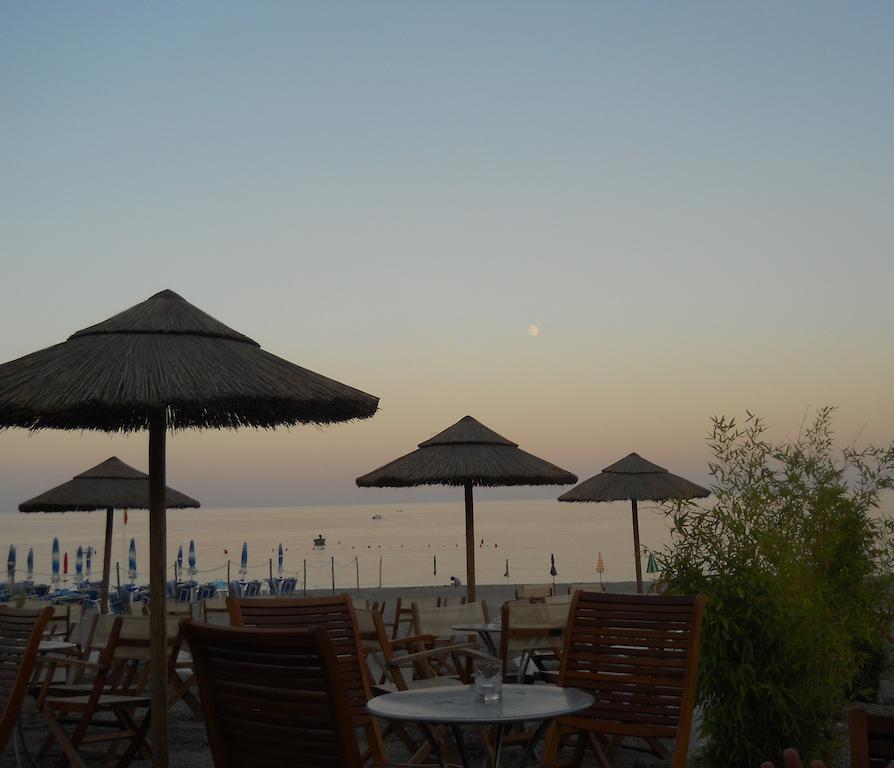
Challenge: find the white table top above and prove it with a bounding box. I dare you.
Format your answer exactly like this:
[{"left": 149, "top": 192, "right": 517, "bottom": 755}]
[{"left": 366, "top": 683, "right": 592, "bottom": 725}]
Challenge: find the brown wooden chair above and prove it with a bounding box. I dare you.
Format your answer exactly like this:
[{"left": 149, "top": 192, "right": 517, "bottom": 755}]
[
  {"left": 542, "top": 590, "right": 706, "bottom": 768},
  {"left": 0, "top": 605, "right": 53, "bottom": 752},
  {"left": 40, "top": 615, "right": 153, "bottom": 767},
  {"left": 391, "top": 595, "right": 442, "bottom": 640},
  {"left": 499, "top": 599, "right": 570, "bottom": 684},
  {"left": 849, "top": 708, "right": 894, "bottom": 768},
  {"left": 227, "top": 594, "right": 386, "bottom": 765},
  {"left": 181, "top": 621, "right": 363, "bottom": 768}
]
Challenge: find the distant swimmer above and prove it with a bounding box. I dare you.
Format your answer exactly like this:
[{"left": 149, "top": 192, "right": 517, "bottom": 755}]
[{"left": 450, "top": 576, "right": 462, "bottom": 587}]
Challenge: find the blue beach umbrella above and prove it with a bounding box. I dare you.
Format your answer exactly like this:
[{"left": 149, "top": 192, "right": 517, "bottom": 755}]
[
  {"left": 52, "top": 537, "right": 60, "bottom": 584},
  {"left": 7, "top": 544, "right": 15, "bottom": 583},
  {"left": 128, "top": 538, "right": 137, "bottom": 583},
  {"left": 239, "top": 542, "right": 248, "bottom": 577},
  {"left": 27, "top": 547, "right": 34, "bottom": 581},
  {"left": 277, "top": 543, "right": 284, "bottom": 576},
  {"left": 86, "top": 546, "right": 92, "bottom": 579},
  {"left": 76, "top": 545, "right": 84, "bottom": 580},
  {"left": 188, "top": 540, "right": 196, "bottom": 576}
]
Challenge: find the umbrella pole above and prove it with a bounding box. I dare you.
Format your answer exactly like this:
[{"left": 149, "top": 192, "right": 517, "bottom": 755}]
[
  {"left": 148, "top": 411, "right": 169, "bottom": 767},
  {"left": 101, "top": 507, "right": 114, "bottom": 613},
  {"left": 631, "top": 499, "right": 643, "bottom": 594},
  {"left": 464, "top": 480, "right": 476, "bottom": 602}
]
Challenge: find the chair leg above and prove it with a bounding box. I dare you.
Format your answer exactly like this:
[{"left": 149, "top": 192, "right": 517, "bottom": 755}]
[
  {"left": 41, "top": 706, "right": 87, "bottom": 768},
  {"left": 113, "top": 708, "right": 151, "bottom": 768}
]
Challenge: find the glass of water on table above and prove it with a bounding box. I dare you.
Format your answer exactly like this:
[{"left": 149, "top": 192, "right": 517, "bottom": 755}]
[{"left": 473, "top": 659, "right": 503, "bottom": 703}]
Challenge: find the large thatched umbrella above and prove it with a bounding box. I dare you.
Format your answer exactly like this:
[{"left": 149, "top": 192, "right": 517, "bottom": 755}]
[
  {"left": 19, "top": 456, "right": 201, "bottom": 612},
  {"left": 0, "top": 289, "right": 378, "bottom": 766},
  {"left": 356, "top": 415, "right": 576, "bottom": 601},
  {"left": 558, "top": 452, "right": 709, "bottom": 594}
]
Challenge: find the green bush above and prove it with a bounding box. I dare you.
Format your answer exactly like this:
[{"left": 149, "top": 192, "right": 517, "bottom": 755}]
[{"left": 657, "top": 408, "right": 893, "bottom": 768}]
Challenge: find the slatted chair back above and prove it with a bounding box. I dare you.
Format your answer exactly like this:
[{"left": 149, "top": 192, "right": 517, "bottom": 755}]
[
  {"left": 553, "top": 590, "right": 705, "bottom": 768},
  {"left": 0, "top": 606, "right": 53, "bottom": 751},
  {"left": 182, "top": 621, "right": 362, "bottom": 768},
  {"left": 227, "top": 595, "right": 384, "bottom": 763},
  {"left": 849, "top": 708, "right": 894, "bottom": 768},
  {"left": 23, "top": 599, "right": 71, "bottom": 638},
  {"left": 412, "top": 600, "right": 489, "bottom": 643},
  {"left": 391, "top": 595, "right": 441, "bottom": 639}
]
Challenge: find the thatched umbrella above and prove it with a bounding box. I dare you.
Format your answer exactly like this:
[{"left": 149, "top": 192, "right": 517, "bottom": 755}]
[
  {"left": 0, "top": 289, "right": 378, "bottom": 766},
  {"left": 558, "top": 452, "right": 709, "bottom": 594},
  {"left": 19, "top": 456, "right": 201, "bottom": 612},
  {"left": 356, "top": 415, "right": 576, "bottom": 600}
]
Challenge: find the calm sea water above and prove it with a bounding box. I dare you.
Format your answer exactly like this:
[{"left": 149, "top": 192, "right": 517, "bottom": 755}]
[{"left": 3, "top": 494, "right": 892, "bottom": 590}]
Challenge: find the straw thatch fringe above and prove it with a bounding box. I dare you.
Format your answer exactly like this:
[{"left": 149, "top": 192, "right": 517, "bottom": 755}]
[
  {"left": 357, "top": 416, "right": 577, "bottom": 488},
  {"left": 19, "top": 457, "right": 200, "bottom": 512},
  {"left": 558, "top": 452, "right": 709, "bottom": 503},
  {"left": 0, "top": 291, "right": 378, "bottom": 432}
]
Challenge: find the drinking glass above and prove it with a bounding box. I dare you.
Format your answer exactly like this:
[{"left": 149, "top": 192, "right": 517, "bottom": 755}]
[{"left": 473, "top": 659, "right": 503, "bottom": 703}]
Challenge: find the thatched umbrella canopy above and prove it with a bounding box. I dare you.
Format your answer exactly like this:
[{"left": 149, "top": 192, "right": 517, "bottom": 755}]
[
  {"left": 357, "top": 415, "right": 576, "bottom": 600},
  {"left": 19, "top": 456, "right": 201, "bottom": 612},
  {"left": 558, "top": 452, "right": 709, "bottom": 593},
  {"left": 0, "top": 289, "right": 378, "bottom": 767}
]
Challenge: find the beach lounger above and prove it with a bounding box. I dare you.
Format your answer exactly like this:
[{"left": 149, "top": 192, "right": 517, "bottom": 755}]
[
  {"left": 515, "top": 584, "right": 554, "bottom": 600},
  {"left": 0, "top": 606, "right": 53, "bottom": 752},
  {"left": 542, "top": 590, "right": 705, "bottom": 768}
]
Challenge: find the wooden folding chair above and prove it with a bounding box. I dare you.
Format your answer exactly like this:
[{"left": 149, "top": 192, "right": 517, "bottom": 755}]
[
  {"left": 391, "top": 595, "right": 442, "bottom": 640},
  {"left": 542, "top": 590, "right": 705, "bottom": 768},
  {"left": 849, "top": 708, "right": 894, "bottom": 768},
  {"left": 227, "top": 594, "right": 386, "bottom": 765},
  {"left": 40, "top": 616, "right": 152, "bottom": 767},
  {"left": 0, "top": 606, "right": 52, "bottom": 752}
]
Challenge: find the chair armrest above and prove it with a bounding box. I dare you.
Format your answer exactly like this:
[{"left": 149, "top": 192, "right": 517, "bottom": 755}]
[
  {"left": 390, "top": 633, "right": 436, "bottom": 649},
  {"left": 390, "top": 644, "right": 497, "bottom": 667},
  {"left": 38, "top": 655, "right": 103, "bottom": 671}
]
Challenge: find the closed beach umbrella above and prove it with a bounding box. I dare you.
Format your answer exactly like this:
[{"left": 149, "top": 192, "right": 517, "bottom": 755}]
[
  {"left": 277, "top": 543, "right": 284, "bottom": 576},
  {"left": 76, "top": 546, "right": 83, "bottom": 580},
  {"left": 550, "top": 552, "right": 557, "bottom": 578},
  {"left": 357, "top": 415, "right": 576, "bottom": 601},
  {"left": 177, "top": 545, "right": 183, "bottom": 580},
  {"left": 19, "top": 456, "right": 200, "bottom": 613},
  {"left": 86, "top": 546, "right": 92, "bottom": 579},
  {"left": 6, "top": 545, "right": 15, "bottom": 584},
  {"left": 63, "top": 551, "right": 69, "bottom": 577},
  {"left": 239, "top": 542, "right": 248, "bottom": 576},
  {"left": 188, "top": 540, "right": 197, "bottom": 576},
  {"left": 0, "top": 289, "right": 377, "bottom": 766},
  {"left": 646, "top": 552, "right": 659, "bottom": 574},
  {"left": 559, "top": 453, "right": 709, "bottom": 594},
  {"left": 27, "top": 548, "right": 33, "bottom": 581},
  {"left": 52, "top": 538, "right": 60, "bottom": 584},
  {"left": 128, "top": 538, "right": 137, "bottom": 583}
]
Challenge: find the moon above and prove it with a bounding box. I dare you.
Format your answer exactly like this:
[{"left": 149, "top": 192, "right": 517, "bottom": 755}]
[{"left": 528, "top": 325, "right": 540, "bottom": 337}]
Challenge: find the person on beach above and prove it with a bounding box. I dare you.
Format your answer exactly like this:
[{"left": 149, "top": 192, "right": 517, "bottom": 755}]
[{"left": 449, "top": 575, "right": 462, "bottom": 587}]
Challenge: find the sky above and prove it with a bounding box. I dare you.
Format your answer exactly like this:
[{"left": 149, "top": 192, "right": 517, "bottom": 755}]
[{"left": 1, "top": 2, "right": 892, "bottom": 511}]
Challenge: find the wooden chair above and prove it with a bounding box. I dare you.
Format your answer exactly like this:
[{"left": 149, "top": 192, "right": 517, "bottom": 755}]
[
  {"left": 202, "top": 597, "right": 230, "bottom": 624},
  {"left": 227, "top": 595, "right": 386, "bottom": 765},
  {"left": 40, "top": 615, "right": 153, "bottom": 767},
  {"left": 499, "top": 599, "right": 570, "bottom": 683},
  {"left": 410, "top": 601, "right": 489, "bottom": 646},
  {"left": 391, "top": 595, "right": 442, "bottom": 640},
  {"left": 542, "top": 590, "right": 706, "bottom": 768},
  {"left": 849, "top": 708, "right": 894, "bottom": 768},
  {"left": 0, "top": 606, "right": 53, "bottom": 752},
  {"left": 23, "top": 599, "right": 78, "bottom": 641},
  {"left": 515, "top": 585, "right": 554, "bottom": 601},
  {"left": 182, "top": 621, "right": 363, "bottom": 767}
]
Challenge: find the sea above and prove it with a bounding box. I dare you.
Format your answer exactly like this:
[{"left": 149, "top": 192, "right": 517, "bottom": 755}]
[{"left": 2, "top": 494, "right": 892, "bottom": 590}]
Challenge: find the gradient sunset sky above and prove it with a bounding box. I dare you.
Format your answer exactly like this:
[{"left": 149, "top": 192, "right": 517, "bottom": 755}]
[{"left": 2, "top": 2, "right": 891, "bottom": 510}]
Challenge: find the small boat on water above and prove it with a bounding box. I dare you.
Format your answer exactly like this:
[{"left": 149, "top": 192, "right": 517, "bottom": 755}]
[
  {"left": 371, "top": 513, "right": 383, "bottom": 520},
  {"left": 313, "top": 534, "right": 326, "bottom": 548}
]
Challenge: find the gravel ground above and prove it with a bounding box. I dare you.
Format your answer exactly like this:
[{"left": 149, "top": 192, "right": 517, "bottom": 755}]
[{"left": 3, "top": 582, "right": 891, "bottom": 767}]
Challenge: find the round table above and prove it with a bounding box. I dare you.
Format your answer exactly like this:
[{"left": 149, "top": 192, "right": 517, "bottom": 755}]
[
  {"left": 451, "top": 622, "right": 501, "bottom": 656},
  {"left": 367, "top": 683, "right": 593, "bottom": 767}
]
